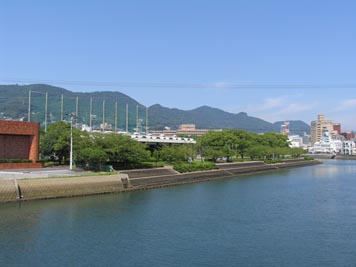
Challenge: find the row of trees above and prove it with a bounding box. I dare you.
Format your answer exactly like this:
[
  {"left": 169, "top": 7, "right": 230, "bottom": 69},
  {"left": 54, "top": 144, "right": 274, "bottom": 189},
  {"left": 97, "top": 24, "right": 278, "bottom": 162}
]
[
  {"left": 40, "top": 122, "right": 305, "bottom": 170},
  {"left": 40, "top": 122, "right": 150, "bottom": 169},
  {"left": 197, "top": 130, "right": 305, "bottom": 161}
]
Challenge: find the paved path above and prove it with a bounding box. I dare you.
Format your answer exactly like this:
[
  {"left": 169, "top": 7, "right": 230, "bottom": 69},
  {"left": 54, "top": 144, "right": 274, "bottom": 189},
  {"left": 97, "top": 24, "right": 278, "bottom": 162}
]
[{"left": 0, "top": 166, "right": 92, "bottom": 179}]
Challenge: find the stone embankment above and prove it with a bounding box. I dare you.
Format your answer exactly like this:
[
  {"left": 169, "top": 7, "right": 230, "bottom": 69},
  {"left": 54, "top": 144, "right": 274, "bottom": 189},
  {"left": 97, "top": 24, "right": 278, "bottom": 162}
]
[{"left": 0, "top": 159, "right": 320, "bottom": 203}]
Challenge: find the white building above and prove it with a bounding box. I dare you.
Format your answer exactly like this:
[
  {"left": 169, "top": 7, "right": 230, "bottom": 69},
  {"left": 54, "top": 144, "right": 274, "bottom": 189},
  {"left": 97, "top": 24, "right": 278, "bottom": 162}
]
[
  {"left": 308, "top": 131, "right": 342, "bottom": 154},
  {"left": 288, "top": 135, "right": 304, "bottom": 148},
  {"left": 342, "top": 141, "right": 356, "bottom": 155}
]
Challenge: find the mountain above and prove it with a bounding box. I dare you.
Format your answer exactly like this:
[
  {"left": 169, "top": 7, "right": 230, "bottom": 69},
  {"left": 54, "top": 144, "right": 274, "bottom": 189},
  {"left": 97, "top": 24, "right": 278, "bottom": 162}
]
[
  {"left": 0, "top": 84, "right": 142, "bottom": 130},
  {"left": 148, "top": 104, "right": 275, "bottom": 132},
  {"left": 0, "top": 84, "right": 310, "bottom": 134}
]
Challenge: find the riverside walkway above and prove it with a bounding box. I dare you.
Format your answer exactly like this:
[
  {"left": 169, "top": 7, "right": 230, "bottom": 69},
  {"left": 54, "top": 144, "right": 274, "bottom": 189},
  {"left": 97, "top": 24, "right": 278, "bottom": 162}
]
[{"left": 0, "top": 166, "right": 90, "bottom": 180}]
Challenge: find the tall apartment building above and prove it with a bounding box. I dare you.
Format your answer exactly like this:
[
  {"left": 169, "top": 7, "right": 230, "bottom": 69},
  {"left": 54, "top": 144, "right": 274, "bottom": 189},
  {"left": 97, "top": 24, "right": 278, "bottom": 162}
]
[{"left": 310, "top": 115, "right": 334, "bottom": 144}]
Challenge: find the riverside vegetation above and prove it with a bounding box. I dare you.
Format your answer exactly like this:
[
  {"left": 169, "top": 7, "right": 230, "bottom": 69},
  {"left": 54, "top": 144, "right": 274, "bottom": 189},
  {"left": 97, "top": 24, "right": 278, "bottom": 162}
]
[{"left": 40, "top": 122, "right": 306, "bottom": 172}]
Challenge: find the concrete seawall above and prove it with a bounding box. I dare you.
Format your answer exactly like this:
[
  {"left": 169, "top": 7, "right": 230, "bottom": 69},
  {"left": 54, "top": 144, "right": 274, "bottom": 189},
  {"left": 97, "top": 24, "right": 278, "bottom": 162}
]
[{"left": 0, "top": 160, "right": 320, "bottom": 203}]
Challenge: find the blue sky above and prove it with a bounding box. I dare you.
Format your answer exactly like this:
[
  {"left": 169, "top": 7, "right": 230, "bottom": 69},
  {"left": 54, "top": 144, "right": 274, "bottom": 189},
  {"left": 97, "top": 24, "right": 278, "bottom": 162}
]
[{"left": 1, "top": 0, "right": 356, "bottom": 130}]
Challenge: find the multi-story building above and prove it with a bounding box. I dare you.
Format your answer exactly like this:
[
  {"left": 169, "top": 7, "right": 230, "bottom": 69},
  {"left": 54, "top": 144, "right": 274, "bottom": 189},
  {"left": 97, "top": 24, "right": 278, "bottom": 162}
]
[
  {"left": 333, "top": 123, "right": 341, "bottom": 134},
  {"left": 310, "top": 115, "right": 334, "bottom": 145},
  {"left": 308, "top": 131, "right": 342, "bottom": 154},
  {"left": 342, "top": 141, "right": 356, "bottom": 155},
  {"left": 341, "top": 131, "right": 355, "bottom": 141},
  {"left": 151, "top": 124, "right": 211, "bottom": 136}
]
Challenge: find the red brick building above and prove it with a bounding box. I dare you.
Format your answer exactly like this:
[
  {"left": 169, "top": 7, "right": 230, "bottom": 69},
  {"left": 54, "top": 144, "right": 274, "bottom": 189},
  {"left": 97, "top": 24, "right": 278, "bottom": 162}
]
[
  {"left": 333, "top": 123, "right": 341, "bottom": 135},
  {"left": 0, "top": 120, "right": 40, "bottom": 168}
]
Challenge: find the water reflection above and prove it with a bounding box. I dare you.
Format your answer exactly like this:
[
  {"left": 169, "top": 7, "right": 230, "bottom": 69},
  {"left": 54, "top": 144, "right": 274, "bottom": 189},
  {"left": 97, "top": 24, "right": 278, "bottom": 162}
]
[
  {"left": 312, "top": 159, "right": 356, "bottom": 178},
  {"left": 1, "top": 160, "right": 356, "bottom": 267}
]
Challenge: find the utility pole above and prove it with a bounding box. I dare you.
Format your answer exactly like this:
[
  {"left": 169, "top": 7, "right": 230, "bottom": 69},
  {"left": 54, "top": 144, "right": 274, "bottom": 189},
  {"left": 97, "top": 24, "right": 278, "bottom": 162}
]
[
  {"left": 126, "top": 103, "right": 128, "bottom": 133},
  {"left": 136, "top": 105, "right": 139, "bottom": 133},
  {"left": 28, "top": 90, "right": 31, "bottom": 122},
  {"left": 75, "top": 96, "right": 79, "bottom": 128},
  {"left": 146, "top": 107, "right": 149, "bottom": 134},
  {"left": 102, "top": 99, "right": 105, "bottom": 131},
  {"left": 115, "top": 101, "right": 118, "bottom": 133},
  {"left": 44, "top": 92, "right": 48, "bottom": 132},
  {"left": 89, "top": 97, "right": 92, "bottom": 129},
  {"left": 69, "top": 113, "right": 75, "bottom": 170},
  {"left": 60, "top": 94, "right": 64, "bottom": 121}
]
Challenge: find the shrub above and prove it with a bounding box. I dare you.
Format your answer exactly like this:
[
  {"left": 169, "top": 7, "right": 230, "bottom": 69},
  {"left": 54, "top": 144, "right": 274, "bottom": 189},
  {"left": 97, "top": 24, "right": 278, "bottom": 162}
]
[
  {"left": 173, "top": 162, "right": 217, "bottom": 173},
  {"left": 0, "top": 159, "right": 32, "bottom": 163},
  {"left": 304, "top": 156, "right": 314, "bottom": 160},
  {"left": 264, "top": 158, "right": 283, "bottom": 164}
]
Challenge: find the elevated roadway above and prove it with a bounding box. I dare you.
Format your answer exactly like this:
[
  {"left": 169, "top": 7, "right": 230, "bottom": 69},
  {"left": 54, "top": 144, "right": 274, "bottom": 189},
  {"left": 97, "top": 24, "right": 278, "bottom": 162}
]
[{"left": 131, "top": 134, "right": 196, "bottom": 144}]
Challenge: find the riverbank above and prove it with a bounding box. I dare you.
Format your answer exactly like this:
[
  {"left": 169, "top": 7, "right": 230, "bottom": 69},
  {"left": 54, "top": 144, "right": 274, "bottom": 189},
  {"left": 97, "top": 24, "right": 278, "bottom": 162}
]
[
  {"left": 309, "top": 154, "right": 356, "bottom": 160},
  {"left": 0, "top": 159, "right": 321, "bottom": 203}
]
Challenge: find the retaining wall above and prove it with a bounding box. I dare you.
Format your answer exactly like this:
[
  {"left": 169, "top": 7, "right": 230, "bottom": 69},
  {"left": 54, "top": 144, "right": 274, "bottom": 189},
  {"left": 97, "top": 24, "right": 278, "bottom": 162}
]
[
  {"left": 122, "top": 167, "right": 178, "bottom": 178},
  {"left": 0, "top": 160, "right": 321, "bottom": 203},
  {"left": 0, "top": 174, "right": 127, "bottom": 203}
]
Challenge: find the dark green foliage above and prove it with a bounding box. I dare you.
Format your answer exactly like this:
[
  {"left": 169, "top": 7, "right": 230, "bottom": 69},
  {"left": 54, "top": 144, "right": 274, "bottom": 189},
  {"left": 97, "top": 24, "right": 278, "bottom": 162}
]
[
  {"left": 173, "top": 162, "right": 217, "bottom": 173},
  {"left": 40, "top": 123, "right": 151, "bottom": 170},
  {"left": 40, "top": 121, "right": 74, "bottom": 164},
  {"left": 304, "top": 155, "right": 314, "bottom": 160},
  {"left": 199, "top": 130, "right": 306, "bottom": 161},
  {"left": 158, "top": 144, "right": 196, "bottom": 163}
]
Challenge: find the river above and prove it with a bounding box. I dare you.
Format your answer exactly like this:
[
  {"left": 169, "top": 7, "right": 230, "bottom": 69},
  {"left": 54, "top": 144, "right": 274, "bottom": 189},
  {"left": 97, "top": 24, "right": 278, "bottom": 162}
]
[{"left": 1, "top": 160, "right": 356, "bottom": 267}]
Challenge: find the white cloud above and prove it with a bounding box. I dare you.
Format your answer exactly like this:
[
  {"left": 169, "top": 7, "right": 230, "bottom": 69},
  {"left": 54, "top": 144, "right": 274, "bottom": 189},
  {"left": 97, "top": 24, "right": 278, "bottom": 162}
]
[
  {"left": 335, "top": 99, "right": 356, "bottom": 111},
  {"left": 276, "top": 103, "right": 312, "bottom": 115},
  {"left": 245, "top": 97, "right": 316, "bottom": 123},
  {"left": 257, "top": 97, "right": 284, "bottom": 111}
]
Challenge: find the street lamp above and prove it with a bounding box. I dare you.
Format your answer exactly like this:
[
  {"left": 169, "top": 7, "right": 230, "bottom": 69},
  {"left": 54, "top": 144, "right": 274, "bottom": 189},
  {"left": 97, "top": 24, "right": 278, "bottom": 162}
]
[{"left": 69, "top": 112, "right": 76, "bottom": 170}]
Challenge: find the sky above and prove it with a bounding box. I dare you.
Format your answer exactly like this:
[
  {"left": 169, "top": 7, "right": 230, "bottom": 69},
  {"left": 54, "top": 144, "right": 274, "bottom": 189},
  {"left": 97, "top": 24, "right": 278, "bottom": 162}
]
[{"left": 1, "top": 0, "right": 356, "bottom": 130}]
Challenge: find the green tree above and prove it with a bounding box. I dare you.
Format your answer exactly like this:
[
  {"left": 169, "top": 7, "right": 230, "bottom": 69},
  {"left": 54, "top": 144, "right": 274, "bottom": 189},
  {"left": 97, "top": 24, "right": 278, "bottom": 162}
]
[
  {"left": 94, "top": 133, "right": 150, "bottom": 166},
  {"left": 40, "top": 121, "right": 81, "bottom": 164},
  {"left": 160, "top": 144, "right": 196, "bottom": 163},
  {"left": 200, "top": 130, "right": 237, "bottom": 161}
]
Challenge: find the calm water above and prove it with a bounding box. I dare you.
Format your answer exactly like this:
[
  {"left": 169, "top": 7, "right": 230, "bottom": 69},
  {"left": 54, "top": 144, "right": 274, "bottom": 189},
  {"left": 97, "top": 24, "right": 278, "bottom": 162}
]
[{"left": 1, "top": 160, "right": 356, "bottom": 267}]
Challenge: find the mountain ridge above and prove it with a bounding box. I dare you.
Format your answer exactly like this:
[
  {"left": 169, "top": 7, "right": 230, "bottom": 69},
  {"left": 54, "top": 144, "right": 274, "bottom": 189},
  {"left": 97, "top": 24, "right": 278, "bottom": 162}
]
[{"left": 0, "top": 84, "right": 310, "bottom": 134}]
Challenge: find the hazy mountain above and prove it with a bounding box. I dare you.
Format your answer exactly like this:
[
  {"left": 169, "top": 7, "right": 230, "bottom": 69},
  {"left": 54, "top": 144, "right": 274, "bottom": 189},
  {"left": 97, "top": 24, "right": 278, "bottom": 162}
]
[
  {"left": 0, "top": 84, "right": 310, "bottom": 134},
  {"left": 148, "top": 104, "right": 275, "bottom": 132}
]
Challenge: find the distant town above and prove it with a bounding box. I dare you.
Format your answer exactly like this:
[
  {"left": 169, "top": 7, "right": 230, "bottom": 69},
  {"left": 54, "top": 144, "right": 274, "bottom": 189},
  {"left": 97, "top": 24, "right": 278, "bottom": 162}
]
[{"left": 282, "top": 114, "right": 355, "bottom": 155}]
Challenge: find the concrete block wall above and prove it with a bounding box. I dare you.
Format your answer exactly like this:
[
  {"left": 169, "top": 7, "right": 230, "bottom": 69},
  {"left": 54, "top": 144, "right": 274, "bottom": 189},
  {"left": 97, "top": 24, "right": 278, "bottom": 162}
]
[{"left": 0, "top": 180, "right": 18, "bottom": 202}]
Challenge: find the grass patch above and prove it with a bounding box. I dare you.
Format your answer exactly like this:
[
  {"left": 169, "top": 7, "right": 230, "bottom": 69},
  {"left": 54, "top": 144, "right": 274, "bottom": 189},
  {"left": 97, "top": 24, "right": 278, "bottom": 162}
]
[
  {"left": 264, "top": 158, "right": 283, "bottom": 164},
  {"left": 173, "top": 161, "right": 217, "bottom": 173}
]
